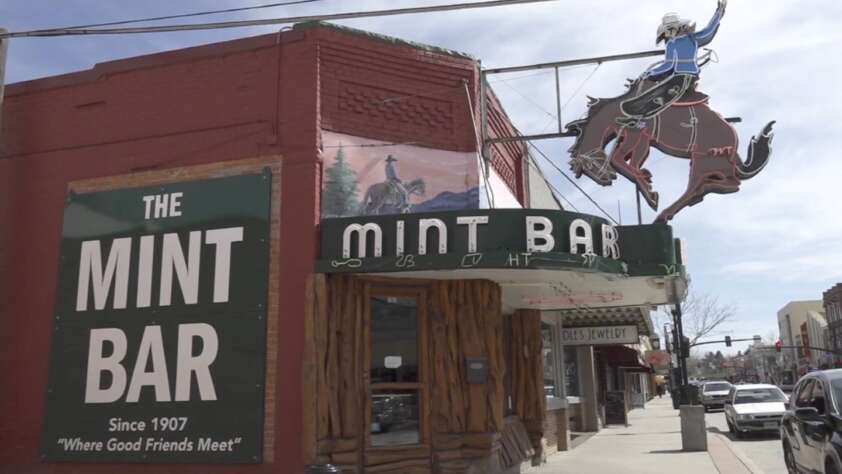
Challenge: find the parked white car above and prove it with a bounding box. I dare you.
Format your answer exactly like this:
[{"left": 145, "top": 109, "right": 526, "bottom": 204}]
[
  {"left": 701, "top": 381, "right": 732, "bottom": 411},
  {"left": 724, "top": 384, "right": 787, "bottom": 438}
]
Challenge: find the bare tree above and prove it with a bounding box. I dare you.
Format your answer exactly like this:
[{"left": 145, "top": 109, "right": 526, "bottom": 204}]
[{"left": 656, "top": 292, "right": 737, "bottom": 345}]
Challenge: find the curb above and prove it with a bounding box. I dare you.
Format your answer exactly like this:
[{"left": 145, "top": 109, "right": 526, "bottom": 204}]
[{"left": 707, "top": 432, "right": 765, "bottom": 474}]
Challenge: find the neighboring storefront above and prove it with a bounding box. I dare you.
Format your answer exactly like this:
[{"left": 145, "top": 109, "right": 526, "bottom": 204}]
[{"left": 0, "top": 21, "right": 687, "bottom": 474}]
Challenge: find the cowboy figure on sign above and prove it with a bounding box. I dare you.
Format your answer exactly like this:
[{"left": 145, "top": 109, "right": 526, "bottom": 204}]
[
  {"left": 384, "top": 155, "right": 408, "bottom": 202},
  {"left": 619, "top": 0, "right": 726, "bottom": 125},
  {"left": 565, "top": 0, "right": 775, "bottom": 223}
]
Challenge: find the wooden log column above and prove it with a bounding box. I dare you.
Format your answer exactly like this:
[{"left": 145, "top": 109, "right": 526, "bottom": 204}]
[
  {"left": 428, "top": 280, "right": 505, "bottom": 473},
  {"left": 510, "top": 309, "right": 545, "bottom": 462},
  {"left": 304, "top": 274, "right": 367, "bottom": 471}
]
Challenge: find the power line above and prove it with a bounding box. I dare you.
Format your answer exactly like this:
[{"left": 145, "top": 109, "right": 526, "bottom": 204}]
[
  {"left": 528, "top": 142, "right": 619, "bottom": 225},
  {"left": 26, "top": 0, "right": 321, "bottom": 32},
  {"left": 557, "top": 63, "right": 601, "bottom": 124},
  {"left": 1, "top": 0, "right": 557, "bottom": 38}
]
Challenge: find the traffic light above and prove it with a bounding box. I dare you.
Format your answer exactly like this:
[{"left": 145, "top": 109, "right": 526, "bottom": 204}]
[
  {"left": 775, "top": 340, "right": 782, "bottom": 353},
  {"left": 725, "top": 336, "right": 732, "bottom": 347},
  {"left": 681, "top": 336, "right": 691, "bottom": 358}
]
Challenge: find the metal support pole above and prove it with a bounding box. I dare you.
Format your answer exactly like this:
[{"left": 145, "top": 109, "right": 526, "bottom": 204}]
[
  {"left": 554, "top": 66, "right": 562, "bottom": 134},
  {"left": 635, "top": 189, "right": 642, "bottom": 225},
  {"left": 674, "top": 303, "right": 688, "bottom": 386},
  {"left": 479, "top": 65, "right": 489, "bottom": 175},
  {"left": 0, "top": 29, "right": 8, "bottom": 138}
]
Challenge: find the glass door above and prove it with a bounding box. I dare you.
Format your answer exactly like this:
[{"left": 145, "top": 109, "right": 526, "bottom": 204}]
[{"left": 366, "top": 289, "right": 429, "bottom": 452}]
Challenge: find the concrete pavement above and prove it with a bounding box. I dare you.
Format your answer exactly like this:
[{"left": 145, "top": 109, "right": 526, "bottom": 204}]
[
  {"left": 528, "top": 396, "right": 765, "bottom": 474},
  {"left": 706, "top": 409, "right": 787, "bottom": 474}
]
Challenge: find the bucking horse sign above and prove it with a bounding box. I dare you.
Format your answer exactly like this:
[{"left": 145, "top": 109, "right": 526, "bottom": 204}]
[{"left": 565, "top": 0, "right": 775, "bottom": 222}]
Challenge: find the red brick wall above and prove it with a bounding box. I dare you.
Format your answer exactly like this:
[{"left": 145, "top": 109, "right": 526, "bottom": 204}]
[
  {"left": 0, "top": 28, "right": 319, "bottom": 474},
  {"left": 0, "top": 22, "right": 527, "bottom": 474}
]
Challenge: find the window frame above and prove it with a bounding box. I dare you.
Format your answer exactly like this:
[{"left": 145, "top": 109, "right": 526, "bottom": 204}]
[
  {"left": 541, "top": 313, "right": 568, "bottom": 410},
  {"left": 364, "top": 286, "right": 430, "bottom": 450},
  {"left": 811, "top": 379, "right": 828, "bottom": 415},
  {"left": 794, "top": 379, "right": 815, "bottom": 409}
]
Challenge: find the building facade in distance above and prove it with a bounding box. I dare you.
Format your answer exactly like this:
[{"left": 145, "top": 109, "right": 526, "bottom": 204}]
[
  {"left": 824, "top": 284, "right": 842, "bottom": 358},
  {"left": 777, "top": 301, "right": 827, "bottom": 377}
]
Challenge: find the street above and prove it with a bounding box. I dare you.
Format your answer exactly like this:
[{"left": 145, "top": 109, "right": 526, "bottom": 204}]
[{"left": 704, "top": 407, "right": 787, "bottom": 474}]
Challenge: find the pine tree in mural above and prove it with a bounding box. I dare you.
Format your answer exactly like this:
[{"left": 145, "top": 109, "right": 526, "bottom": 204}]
[{"left": 322, "top": 146, "right": 360, "bottom": 217}]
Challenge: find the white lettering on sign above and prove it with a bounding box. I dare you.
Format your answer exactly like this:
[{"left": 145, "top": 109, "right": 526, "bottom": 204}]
[
  {"left": 336, "top": 215, "right": 623, "bottom": 261},
  {"left": 142, "top": 192, "right": 183, "bottom": 220},
  {"left": 342, "top": 223, "right": 382, "bottom": 259},
  {"left": 84, "top": 323, "right": 218, "bottom": 403},
  {"left": 160, "top": 232, "right": 202, "bottom": 306},
  {"left": 456, "top": 216, "right": 489, "bottom": 253},
  {"left": 75, "top": 227, "right": 244, "bottom": 311},
  {"left": 569, "top": 219, "right": 594, "bottom": 255},
  {"left": 84, "top": 328, "right": 128, "bottom": 403},
  {"left": 602, "top": 224, "right": 621, "bottom": 259},
  {"left": 418, "top": 218, "right": 447, "bottom": 255},
  {"left": 525, "top": 216, "right": 554, "bottom": 252},
  {"left": 560, "top": 325, "right": 639, "bottom": 346},
  {"left": 76, "top": 239, "right": 132, "bottom": 311},
  {"left": 205, "top": 227, "right": 245, "bottom": 303},
  {"left": 125, "top": 326, "right": 170, "bottom": 403}
]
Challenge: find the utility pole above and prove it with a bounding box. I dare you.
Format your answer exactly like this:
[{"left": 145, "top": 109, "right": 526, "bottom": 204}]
[{"left": 0, "top": 28, "right": 8, "bottom": 138}]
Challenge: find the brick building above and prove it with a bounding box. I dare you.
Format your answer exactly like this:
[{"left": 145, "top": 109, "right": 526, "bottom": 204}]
[
  {"left": 824, "top": 283, "right": 842, "bottom": 357},
  {"left": 0, "top": 22, "right": 686, "bottom": 473}
]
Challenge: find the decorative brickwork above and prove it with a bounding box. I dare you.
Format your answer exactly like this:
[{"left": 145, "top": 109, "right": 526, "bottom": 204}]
[{"left": 338, "top": 81, "right": 454, "bottom": 131}]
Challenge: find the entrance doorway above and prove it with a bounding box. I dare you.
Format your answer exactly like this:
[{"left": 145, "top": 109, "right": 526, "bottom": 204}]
[{"left": 364, "top": 288, "right": 431, "bottom": 469}]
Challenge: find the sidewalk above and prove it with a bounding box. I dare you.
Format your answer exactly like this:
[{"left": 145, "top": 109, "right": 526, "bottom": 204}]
[{"left": 527, "top": 396, "right": 761, "bottom": 474}]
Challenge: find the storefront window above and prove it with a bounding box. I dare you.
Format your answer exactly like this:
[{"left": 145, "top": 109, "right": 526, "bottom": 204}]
[
  {"left": 564, "top": 346, "right": 580, "bottom": 397},
  {"left": 370, "top": 389, "right": 420, "bottom": 447},
  {"left": 542, "top": 322, "right": 558, "bottom": 398},
  {"left": 369, "top": 293, "right": 424, "bottom": 447},
  {"left": 370, "top": 297, "right": 418, "bottom": 383}
]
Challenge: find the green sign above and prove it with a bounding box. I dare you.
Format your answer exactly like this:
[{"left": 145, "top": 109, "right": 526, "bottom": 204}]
[
  {"left": 42, "top": 173, "right": 271, "bottom": 463},
  {"left": 316, "top": 209, "right": 681, "bottom": 277}
]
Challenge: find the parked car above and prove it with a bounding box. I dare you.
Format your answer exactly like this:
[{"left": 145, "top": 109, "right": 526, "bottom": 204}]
[
  {"left": 724, "top": 383, "right": 787, "bottom": 438},
  {"left": 781, "top": 369, "right": 842, "bottom": 474},
  {"left": 701, "top": 381, "right": 733, "bottom": 412}
]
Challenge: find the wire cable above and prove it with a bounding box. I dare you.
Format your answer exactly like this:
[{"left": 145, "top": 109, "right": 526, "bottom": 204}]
[
  {"left": 527, "top": 154, "right": 579, "bottom": 211},
  {"left": 528, "top": 141, "right": 619, "bottom": 224},
  {"left": 1, "top": 0, "right": 558, "bottom": 38},
  {"left": 463, "top": 81, "right": 496, "bottom": 208},
  {"left": 25, "top": 0, "right": 321, "bottom": 32},
  {"left": 558, "top": 62, "right": 601, "bottom": 124}
]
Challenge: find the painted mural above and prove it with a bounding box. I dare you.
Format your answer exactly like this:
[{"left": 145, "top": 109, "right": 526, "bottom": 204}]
[{"left": 321, "top": 131, "right": 479, "bottom": 218}]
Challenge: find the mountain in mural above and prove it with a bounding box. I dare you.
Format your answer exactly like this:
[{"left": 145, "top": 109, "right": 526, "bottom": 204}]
[{"left": 411, "top": 187, "right": 479, "bottom": 213}]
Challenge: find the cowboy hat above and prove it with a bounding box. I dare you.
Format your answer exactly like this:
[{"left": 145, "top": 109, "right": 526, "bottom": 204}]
[{"left": 657, "top": 12, "right": 695, "bottom": 43}]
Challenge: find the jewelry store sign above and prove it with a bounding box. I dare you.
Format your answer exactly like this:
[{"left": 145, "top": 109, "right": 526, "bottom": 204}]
[
  {"left": 41, "top": 173, "right": 271, "bottom": 463},
  {"left": 561, "top": 325, "right": 639, "bottom": 346}
]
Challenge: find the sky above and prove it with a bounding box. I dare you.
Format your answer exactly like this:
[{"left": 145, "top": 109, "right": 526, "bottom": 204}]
[{"left": 3, "top": 0, "right": 841, "bottom": 354}]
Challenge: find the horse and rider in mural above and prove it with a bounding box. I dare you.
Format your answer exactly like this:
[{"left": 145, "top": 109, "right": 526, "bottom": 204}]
[
  {"left": 565, "top": 0, "right": 775, "bottom": 222},
  {"left": 362, "top": 155, "right": 426, "bottom": 215}
]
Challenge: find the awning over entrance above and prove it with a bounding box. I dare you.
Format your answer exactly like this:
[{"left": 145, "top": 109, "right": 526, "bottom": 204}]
[
  {"left": 596, "top": 346, "right": 652, "bottom": 373},
  {"left": 316, "top": 209, "right": 688, "bottom": 312}
]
